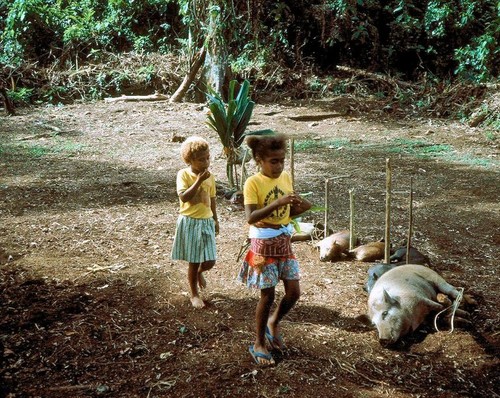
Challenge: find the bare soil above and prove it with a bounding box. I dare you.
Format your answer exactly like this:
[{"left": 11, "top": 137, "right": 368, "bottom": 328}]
[{"left": 0, "top": 98, "right": 499, "bottom": 398}]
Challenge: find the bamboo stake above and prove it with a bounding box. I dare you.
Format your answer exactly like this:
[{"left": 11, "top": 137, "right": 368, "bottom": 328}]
[
  {"left": 349, "top": 188, "right": 355, "bottom": 250},
  {"left": 324, "top": 178, "right": 329, "bottom": 237},
  {"left": 233, "top": 163, "right": 239, "bottom": 188},
  {"left": 289, "top": 138, "right": 295, "bottom": 188},
  {"left": 384, "top": 158, "right": 392, "bottom": 264},
  {"left": 240, "top": 147, "right": 249, "bottom": 191},
  {"left": 406, "top": 176, "right": 413, "bottom": 264}
]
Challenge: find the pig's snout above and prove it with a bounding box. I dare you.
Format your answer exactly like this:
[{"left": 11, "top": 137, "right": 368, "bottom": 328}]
[{"left": 376, "top": 329, "right": 400, "bottom": 347}]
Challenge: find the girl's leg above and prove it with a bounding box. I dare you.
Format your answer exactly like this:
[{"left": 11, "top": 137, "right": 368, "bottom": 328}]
[
  {"left": 267, "top": 279, "right": 301, "bottom": 348},
  {"left": 198, "top": 260, "right": 215, "bottom": 289},
  {"left": 188, "top": 262, "right": 204, "bottom": 308},
  {"left": 253, "top": 287, "right": 275, "bottom": 364}
]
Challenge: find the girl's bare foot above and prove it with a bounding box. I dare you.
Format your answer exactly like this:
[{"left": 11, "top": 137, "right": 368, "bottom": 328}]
[
  {"left": 198, "top": 271, "right": 206, "bottom": 290},
  {"left": 190, "top": 296, "right": 205, "bottom": 308}
]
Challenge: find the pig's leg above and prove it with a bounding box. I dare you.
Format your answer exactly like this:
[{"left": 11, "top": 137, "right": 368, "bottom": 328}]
[
  {"left": 421, "top": 297, "right": 444, "bottom": 311},
  {"left": 436, "top": 281, "right": 460, "bottom": 300}
]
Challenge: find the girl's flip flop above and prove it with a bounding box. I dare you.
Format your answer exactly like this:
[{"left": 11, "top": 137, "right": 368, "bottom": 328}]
[
  {"left": 265, "top": 326, "right": 286, "bottom": 353},
  {"left": 249, "top": 345, "right": 275, "bottom": 365}
]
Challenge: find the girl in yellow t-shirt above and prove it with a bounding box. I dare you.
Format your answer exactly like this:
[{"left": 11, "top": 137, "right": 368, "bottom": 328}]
[
  {"left": 172, "top": 136, "right": 219, "bottom": 308},
  {"left": 238, "top": 133, "right": 311, "bottom": 365}
]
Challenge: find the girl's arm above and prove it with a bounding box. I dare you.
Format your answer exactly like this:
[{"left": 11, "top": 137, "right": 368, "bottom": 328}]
[
  {"left": 245, "top": 193, "right": 302, "bottom": 224},
  {"left": 178, "top": 170, "right": 210, "bottom": 203}
]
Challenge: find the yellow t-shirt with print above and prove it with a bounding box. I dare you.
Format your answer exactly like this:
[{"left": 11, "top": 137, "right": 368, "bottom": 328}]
[
  {"left": 243, "top": 171, "right": 293, "bottom": 225},
  {"left": 176, "top": 168, "right": 216, "bottom": 219}
]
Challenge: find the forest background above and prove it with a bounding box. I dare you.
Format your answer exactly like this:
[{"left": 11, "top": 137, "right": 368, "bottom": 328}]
[{"left": 0, "top": 0, "right": 499, "bottom": 127}]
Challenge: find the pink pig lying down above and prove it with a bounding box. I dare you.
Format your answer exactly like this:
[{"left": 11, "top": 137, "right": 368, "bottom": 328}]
[{"left": 367, "top": 264, "right": 465, "bottom": 346}]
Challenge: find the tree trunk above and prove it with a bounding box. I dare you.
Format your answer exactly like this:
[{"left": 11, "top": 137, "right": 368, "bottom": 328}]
[
  {"left": 0, "top": 87, "right": 15, "bottom": 115},
  {"left": 169, "top": 47, "right": 207, "bottom": 103},
  {"left": 205, "top": 50, "right": 229, "bottom": 99}
]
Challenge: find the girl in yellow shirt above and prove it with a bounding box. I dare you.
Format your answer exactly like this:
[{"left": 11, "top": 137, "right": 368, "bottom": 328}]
[
  {"left": 172, "top": 136, "right": 219, "bottom": 308},
  {"left": 238, "top": 133, "right": 311, "bottom": 365}
]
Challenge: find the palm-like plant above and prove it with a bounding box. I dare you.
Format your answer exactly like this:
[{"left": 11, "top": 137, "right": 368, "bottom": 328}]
[{"left": 206, "top": 79, "right": 255, "bottom": 188}]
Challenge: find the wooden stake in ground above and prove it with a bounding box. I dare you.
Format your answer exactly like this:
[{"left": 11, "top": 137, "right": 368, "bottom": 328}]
[
  {"left": 349, "top": 188, "right": 356, "bottom": 250},
  {"left": 384, "top": 158, "right": 392, "bottom": 264},
  {"left": 406, "top": 176, "right": 414, "bottom": 264},
  {"left": 289, "top": 138, "right": 295, "bottom": 188},
  {"left": 324, "top": 179, "right": 330, "bottom": 238},
  {"left": 239, "top": 147, "right": 249, "bottom": 191}
]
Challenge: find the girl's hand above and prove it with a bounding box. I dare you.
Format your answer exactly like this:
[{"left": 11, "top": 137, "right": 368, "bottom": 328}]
[
  {"left": 278, "top": 193, "right": 301, "bottom": 206},
  {"left": 197, "top": 169, "right": 211, "bottom": 182},
  {"left": 289, "top": 193, "right": 312, "bottom": 216}
]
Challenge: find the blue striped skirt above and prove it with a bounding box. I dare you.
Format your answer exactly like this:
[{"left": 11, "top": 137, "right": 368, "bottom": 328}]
[{"left": 171, "top": 215, "right": 217, "bottom": 263}]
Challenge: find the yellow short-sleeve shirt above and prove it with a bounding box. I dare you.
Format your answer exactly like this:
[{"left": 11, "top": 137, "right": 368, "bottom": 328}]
[
  {"left": 176, "top": 168, "right": 216, "bottom": 219},
  {"left": 243, "top": 171, "right": 293, "bottom": 225}
]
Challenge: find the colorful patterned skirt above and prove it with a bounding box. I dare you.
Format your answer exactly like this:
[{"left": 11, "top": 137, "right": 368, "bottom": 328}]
[{"left": 238, "top": 234, "right": 300, "bottom": 289}]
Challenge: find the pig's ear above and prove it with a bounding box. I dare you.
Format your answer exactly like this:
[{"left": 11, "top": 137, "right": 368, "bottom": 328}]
[{"left": 383, "top": 289, "right": 400, "bottom": 307}]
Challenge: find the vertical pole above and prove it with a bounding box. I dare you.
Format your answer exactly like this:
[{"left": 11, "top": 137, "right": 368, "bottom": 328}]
[
  {"left": 240, "top": 147, "right": 249, "bottom": 191},
  {"left": 384, "top": 158, "right": 392, "bottom": 264},
  {"left": 324, "top": 178, "right": 329, "bottom": 238},
  {"left": 406, "top": 176, "right": 413, "bottom": 264},
  {"left": 349, "top": 188, "right": 355, "bottom": 250},
  {"left": 289, "top": 138, "right": 295, "bottom": 188}
]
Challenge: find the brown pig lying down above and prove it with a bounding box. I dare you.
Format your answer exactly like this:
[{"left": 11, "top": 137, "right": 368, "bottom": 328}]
[
  {"left": 368, "top": 264, "right": 467, "bottom": 346},
  {"left": 316, "top": 230, "right": 358, "bottom": 262}
]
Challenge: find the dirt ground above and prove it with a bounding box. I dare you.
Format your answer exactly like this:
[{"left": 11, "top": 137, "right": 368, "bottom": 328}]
[{"left": 0, "top": 97, "right": 499, "bottom": 398}]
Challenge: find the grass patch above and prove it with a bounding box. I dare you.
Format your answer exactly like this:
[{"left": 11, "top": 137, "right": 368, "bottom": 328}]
[
  {"left": 52, "top": 139, "right": 86, "bottom": 156},
  {"left": 0, "top": 143, "right": 50, "bottom": 159},
  {"left": 293, "top": 137, "right": 453, "bottom": 158},
  {"left": 0, "top": 141, "right": 86, "bottom": 160},
  {"left": 385, "top": 138, "right": 495, "bottom": 166},
  {"left": 485, "top": 131, "right": 498, "bottom": 141},
  {"left": 386, "top": 139, "right": 453, "bottom": 158},
  {"left": 294, "top": 138, "right": 351, "bottom": 152},
  {"left": 283, "top": 137, "right": 495, "bottom": 168},
  {"left": 444, "top": 153, "right": 494, "bottom": 167}
]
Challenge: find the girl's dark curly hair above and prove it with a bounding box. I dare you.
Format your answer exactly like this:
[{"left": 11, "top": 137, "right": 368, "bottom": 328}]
[{"left": 246, "top": 133, "right": 287, "bottom": 161}]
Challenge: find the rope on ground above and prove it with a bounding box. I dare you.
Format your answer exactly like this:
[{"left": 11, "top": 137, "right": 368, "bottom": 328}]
[{"left": 434, "top": 287, "right": 464, "bottom": 333}]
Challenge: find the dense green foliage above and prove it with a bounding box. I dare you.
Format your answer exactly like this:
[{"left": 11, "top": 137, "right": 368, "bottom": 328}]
[
  {"left": 0, "top": 0, "right": 179, "bottom": 67},
  {"left": 0, "top": 0, "right": 498, "bottom": 98}
]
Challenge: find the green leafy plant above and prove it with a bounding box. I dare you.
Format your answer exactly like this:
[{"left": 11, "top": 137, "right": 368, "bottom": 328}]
[
  {"left": 7, "top": 87, "right": 34, "bottom": 104},
  {"left": 206, "top": 79, "right": 256, "bottom": 188},
  {"left": 290, "top": 192, "right": 325, "bottom": 233}
]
